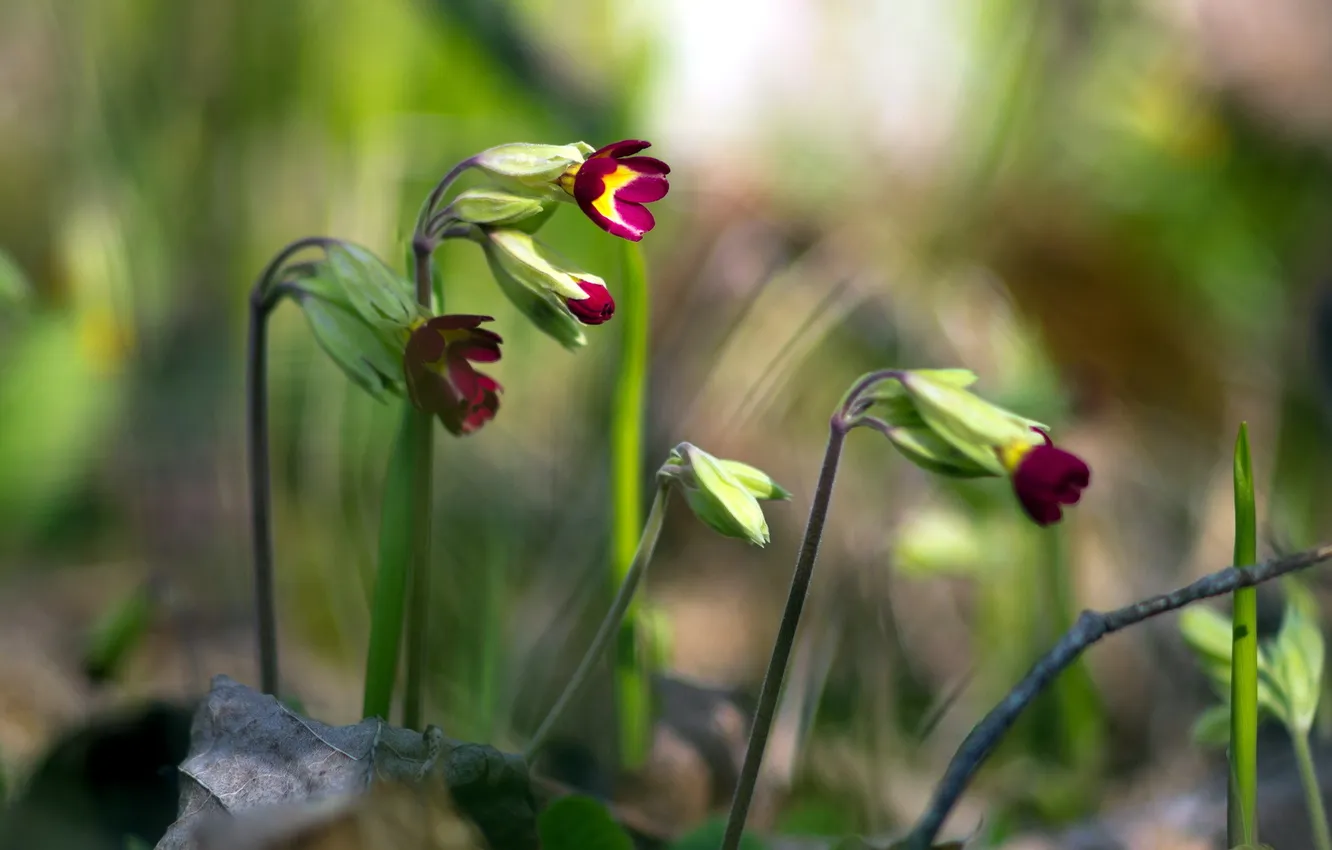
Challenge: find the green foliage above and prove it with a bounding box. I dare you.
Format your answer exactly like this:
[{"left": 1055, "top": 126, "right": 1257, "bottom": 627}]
[
  {"left": 0, "top": 315, "right": 123, "bottom": 541},
  {"left": 295, "top": 292, "right": 407, "bottom": 401},
  {"left": 537, "top": 796, "right": 634, "bottom": 850},
  {"left": 1182, "top": 584, "right": 1327, "bottom": 736},
  {"left": 285, "top": 242, "right": 421, "bottom": 401},
  {"left": 611, "top": 239, "right": 651, "bottom": 768},
  {"left": 1230, "top": 421, "right": 1260, "bottom": 847},
  {"left": 361, "top": 403, "right": 428, "bottom": 720},
  {"left": 670, "top": 817, "right": 768, "bottom": 850},
  {"left": 83, "top": 582, "right": 155, "bottom": 683},
  {"left": 1261, "top": 580, "right": 1326, "bottom": 734},
  {"left": 0, "top": 249, "right": 31, "bottom": 311}
]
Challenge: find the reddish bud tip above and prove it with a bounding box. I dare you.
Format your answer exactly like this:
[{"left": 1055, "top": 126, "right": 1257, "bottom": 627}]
[
  {"left": 566, "top": 280, "right": 615, "bottom": 325},
  {"left": 1011, "top": 443, "right": 1091, "bottom": 526}
]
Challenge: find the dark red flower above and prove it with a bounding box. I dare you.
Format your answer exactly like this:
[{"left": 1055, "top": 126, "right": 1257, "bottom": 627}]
[
  {"left": 565, "top": 280, "right": 615, "bottom": 325},
  {"left": 558, "top": 140, "right": 670, "bottom": 241},
  {"left": 404, "top": 315, "right": 502, "bottom": 435},
  {"left": 1010, "top": 437, "right": 1091, "bottom": 526}
]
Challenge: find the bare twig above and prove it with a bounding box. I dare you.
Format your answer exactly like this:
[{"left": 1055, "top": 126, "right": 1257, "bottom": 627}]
[{"left": 901, "top": 542, "right": 1332, "bottom": 850}]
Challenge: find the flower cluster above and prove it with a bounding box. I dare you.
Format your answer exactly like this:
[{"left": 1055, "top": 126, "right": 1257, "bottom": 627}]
[
  {"left": 857, "top": 369, "right": 1091, "bottom": 526},
  {"left": 285, "top": 139, "right": 671, "bottom": 436},
  {"left": 373, "top": 139, "right": 673, "bottom": 433}
]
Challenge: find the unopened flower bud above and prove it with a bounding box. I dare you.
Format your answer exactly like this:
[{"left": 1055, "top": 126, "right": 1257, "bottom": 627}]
[
  {"left": 864, "top": 369, "right": 1092, "bottom": 526},
  {"left": 447, "top": 188, "right": 548, "bottom": 227},
  {"left": 484, "top": 229, "right": 596, "bottom": 301},
  {"left": 662, "top": 444, "right": 785, "bottom": 546},
  {"left": 472, "top": 142, "right": 593, "bottom": 185},
  {"left": 565, "top": 280, "right": 615, "bottom": 325}
]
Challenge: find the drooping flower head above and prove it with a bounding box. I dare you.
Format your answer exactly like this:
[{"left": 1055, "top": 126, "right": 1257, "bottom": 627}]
[
  {"left": 565, "top": 280, "right": 615, "bottom": 325},
  {"left": 557, "top": 140, "right": 670, "bottom": 241},
  {"left": 404, "top": 315, "right": 502, "bottom": 435},
  {"left": 866, "top": 369, "right": 1092, "bottom": 527},
  {"left": 1000, "top": 430, "right": 1091, "bottom": 526}
]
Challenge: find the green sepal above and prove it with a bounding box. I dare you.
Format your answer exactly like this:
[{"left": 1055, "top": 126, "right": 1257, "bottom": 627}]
[
  {"left": 882, "top": 424, "right": 995, "bottom": 478},
  {"left": 321, "top": 242, "right": 419, "bottom": 331},
  {"left": 677, "top": 444, "right": 771, "bottom": 546},
  {"left": 474, "top": 142, "right": 588, "bottom": 184},
  {"left": 294, "top": 290, "right": 406, "bottom": 400},
  {"left": 482, "top": 245, "right": 587, "bottom": 351},
  {"left": 715, "top": 458, "right": 791, "bottom": 500},
  {"left": 898, "top": 371, "right": 1046, "bottom": 475},
  {"left": 447, "top": 188, "right": 548, "bottom": 227}
]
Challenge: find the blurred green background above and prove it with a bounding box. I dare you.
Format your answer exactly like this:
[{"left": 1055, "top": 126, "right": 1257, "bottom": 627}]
[{"left": 5, "top": 0, "right": 1332, "bottom": 846}]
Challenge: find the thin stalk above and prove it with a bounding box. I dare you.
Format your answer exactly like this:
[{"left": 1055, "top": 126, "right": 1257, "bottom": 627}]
[
  {"left": 611, "top": 240, "right": 651, "bottom": 768},
  {"left": 526, "top": 485, "right": 671, "bottom": 762},
  {"left": 1292, "top": 729, "right": 1332, "bottom": 850},
  {"left": 401, "top": 240, "right": 437, "bottom": 731},
  {"left": 247, "top": 235, "right": 338, "bottom": 695},
  {"left": 1230, "top": 422, "right": 1259, "bottom": 846},
  {"left": 721, "top": 418, "right": 848, "bottom": 850},
  {"left": 415, "top": 158, "right": 478, "bottom": 236},
  {"left": 901, "top": 543, "right": 1332, "bottom": 850}
]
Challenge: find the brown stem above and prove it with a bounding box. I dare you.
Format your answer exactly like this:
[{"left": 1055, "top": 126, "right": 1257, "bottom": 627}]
[
  {"left": 246, "top": 236, "right": 339, "bottom": 695},
  {"left": 720, "top": 414, "right": 849, "bottom": 850},
  {"left": 901, "top": 543, "right": 1332, "bottom": 849}
]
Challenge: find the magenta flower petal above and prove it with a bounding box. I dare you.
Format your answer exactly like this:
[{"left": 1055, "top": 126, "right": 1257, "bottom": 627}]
[
  {"left": 565, "top": 280, "right": 615, "bottom": 325},
  {"left": 567, "top": 140, "right": 671, "bottom": 241},
  {"left": 1011, "top": 443, "right": 1091, "bottom": 526},
  {"left": 590, "top": 140, "right": 652, "bottom": 158},
  {"left": 619, "top": 155, "right": 670, "bottom": 175},
  {"left": 404, "top": 314, "right": 504, "bottom": 436},
  {"left": 617, "top": 173, "right": 669, "bottom": 204}
]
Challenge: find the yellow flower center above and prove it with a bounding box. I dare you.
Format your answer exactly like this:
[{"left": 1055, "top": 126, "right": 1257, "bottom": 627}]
[
  {"left": 998, "top": 439, "right": 1035, "bottom": 475},
  {"left": 556, "top": 163, "right": 580, "bottom": 196},
  {"left": 590, "top": 165, "right": 638, "bottom": 220}
]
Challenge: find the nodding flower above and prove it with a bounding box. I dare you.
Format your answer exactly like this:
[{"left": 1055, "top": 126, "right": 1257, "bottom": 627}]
[
  {"left": 404, "top": 315, "right": 502, "bottom": 436},
  {"left": 565, "top": 280, "right": 615, "bottom": 325},
  {"left": 557, "top": 140, "right": 670, "bottom": 242},
  {"left": 1000, "top": 431, "right": 1091, "bottom": 527}
]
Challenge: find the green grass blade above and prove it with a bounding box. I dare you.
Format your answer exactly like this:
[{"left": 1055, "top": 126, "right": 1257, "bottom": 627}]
[
  {"left": 1230, "top": 421, "right": 1260, "bottom": 846},
  {"left": 362, "top": 402, "right": 426, "bottom": 720},
  {"left": 612, "top": 240, "right": 651, "bottom": 768}
]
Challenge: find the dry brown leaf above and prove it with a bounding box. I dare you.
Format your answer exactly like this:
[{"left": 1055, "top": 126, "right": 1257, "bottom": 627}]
[{"left": 197, "top": 781, "right": 488, "bottom": 850}]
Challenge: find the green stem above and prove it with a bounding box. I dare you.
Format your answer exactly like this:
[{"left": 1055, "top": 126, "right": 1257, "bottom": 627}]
[
  {"left": 525, "top": 484, "right": 671, "bottom": 762},
  {"left": 1293, "top": 728, "right": 1332, "bottom": 850},
  {"left": 362, "top": 403, "right": 423, "bottom": 720},
  {"left": 721, "top": 417, "right": 848, "bottom": 850},
  {"left": 611, "top": 240, "right": 651, "bottom": 768},
  {"left": 401, "top": 240, "right": 437, "bottom": 731},
  {"left": 1230, "top": 422, "right": 1259, "bottom": 846}
]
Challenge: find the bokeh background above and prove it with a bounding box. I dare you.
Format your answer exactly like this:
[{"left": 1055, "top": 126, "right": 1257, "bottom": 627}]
[{"left": 5, "top": 0, "right": 1332, "bottom": 847}]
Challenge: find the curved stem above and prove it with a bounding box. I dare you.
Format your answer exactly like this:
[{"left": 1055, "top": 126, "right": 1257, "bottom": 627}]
[
  {"left": 721, "top": 416, "right": 849, "bottom": 850},
  {"left": 838, "top": 368, "right": 903, "bottom": 421},
  {"left": 1292, "top": 728, "right": 1332, "bottom": 850},
  {"left": 525, "top": 484, "right": 672, "bottom": 761},
  {"left": 247, "top": 235, "right": 339, "bottom": 696},
  {"left": 415, "top": 157, "right": 479, "bottom": 238}
]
